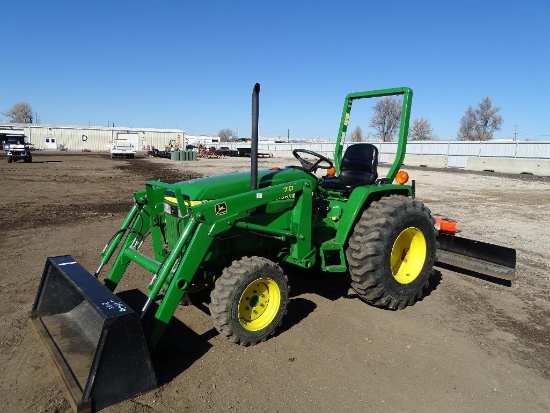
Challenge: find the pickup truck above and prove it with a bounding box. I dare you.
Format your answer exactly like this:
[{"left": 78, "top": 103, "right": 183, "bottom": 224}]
[{"left": 3, "top": 136, "right": 32, "bottom": 163}]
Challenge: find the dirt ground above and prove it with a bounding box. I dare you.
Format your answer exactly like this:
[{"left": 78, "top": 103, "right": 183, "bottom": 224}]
[{"left": 1, "top": 152, "right": 549, "bottom": 413}]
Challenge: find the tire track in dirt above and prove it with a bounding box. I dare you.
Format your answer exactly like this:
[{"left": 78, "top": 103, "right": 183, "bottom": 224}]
[{"left": 0, "top": 158, "right": 202, "bottom": 231}]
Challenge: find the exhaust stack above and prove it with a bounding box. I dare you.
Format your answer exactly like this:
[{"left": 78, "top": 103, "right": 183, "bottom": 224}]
[{"left": 251, "top": 83, "right": 260, "bottom": 191}]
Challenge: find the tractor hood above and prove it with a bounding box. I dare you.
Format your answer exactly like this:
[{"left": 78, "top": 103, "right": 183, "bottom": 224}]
[{"left": 167, "top": 167, "right": 317, "bottom": 202}]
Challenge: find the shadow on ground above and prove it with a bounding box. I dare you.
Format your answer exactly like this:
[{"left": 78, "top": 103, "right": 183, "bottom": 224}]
[{"left": 116, "top": 289, "right": 213, "bottom": 387}]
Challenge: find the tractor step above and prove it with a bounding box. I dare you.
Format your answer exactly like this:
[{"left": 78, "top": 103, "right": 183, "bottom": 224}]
[
  {"left": 30, "top": 256, "right": 156, "bottom": 412},
  {"left": 436, "top": 233, "right": 516, "bottom": 281}
]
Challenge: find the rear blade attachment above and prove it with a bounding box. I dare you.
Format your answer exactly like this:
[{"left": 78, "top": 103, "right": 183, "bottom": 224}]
[
  {"left": 30, "top": 256, "right": 157, "bottom": 412},
  {"left": 436, "top": 233, "right": 517, "bottom": 281}
]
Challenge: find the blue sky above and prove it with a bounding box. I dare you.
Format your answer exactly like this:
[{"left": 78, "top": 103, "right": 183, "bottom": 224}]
[{"left": 2, "top": 0, "right": 549, "bottom": 141}]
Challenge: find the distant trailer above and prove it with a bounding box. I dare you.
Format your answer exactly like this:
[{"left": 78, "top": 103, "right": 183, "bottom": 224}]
[
  {"left": 111, "top": 133, "right": 137, "bottom": 158},
  {"left": 216, "top": 147, "right": 239, "bottom": 157},
  {"left": 237, "top": 147, "right": 272, "bottom": 158},
  {"left": 237, "top": 147, "right": 251, "bottom": 157}
]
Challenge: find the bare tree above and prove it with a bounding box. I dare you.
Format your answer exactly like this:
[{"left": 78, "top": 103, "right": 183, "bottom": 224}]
[
  {"left": 409, "top": 117, "right": 434, "bottom": 141},
  {"left": 350, "top": 125, "right": 364, "bottom": 142},
  {"left": 218, "top": 128, "right": 235, "bottom": 142},
  {"left": 458, "top": 106, "right": 477, "bottom": 141},
  {"left": 476, "top": 96, "right": 503, "bottom": 140},
  {"left": 370, "top": 97, "right": 402, "bottom": 142},
  {"left": 458, "top": 96, "right": 503, "bottom": 141},
  {"left": 3, "top": 102, "right": 33, "bottom": 123}
]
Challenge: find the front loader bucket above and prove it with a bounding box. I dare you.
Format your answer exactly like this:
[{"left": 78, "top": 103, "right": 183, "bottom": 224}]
[
  {"left": 30, "top": 256, "right": 156, "bottom": 412},
  {"left": 436, "top": 233, "right": 516, "bottom": 281}
]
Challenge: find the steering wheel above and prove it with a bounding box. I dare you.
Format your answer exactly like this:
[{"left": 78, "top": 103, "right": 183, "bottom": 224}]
[{"left": 292, "top": 149, "right": 334, "bottom": 173}]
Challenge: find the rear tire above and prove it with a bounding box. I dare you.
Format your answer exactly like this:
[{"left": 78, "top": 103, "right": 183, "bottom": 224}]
[
  {"left": 210, "top": 256, "right": 289, "bottom": 346},
  {"left": 346, "top": 195, "right": 436, "bottom": 310}
]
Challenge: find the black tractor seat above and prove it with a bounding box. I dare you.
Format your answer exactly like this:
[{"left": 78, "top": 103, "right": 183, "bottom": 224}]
[{"left": 320, "top": 143, "right": 378, "bottom": 192}]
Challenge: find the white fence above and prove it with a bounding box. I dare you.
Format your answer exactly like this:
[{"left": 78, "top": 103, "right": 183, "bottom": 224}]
[{"left": 215, "top": 141, "right": 550, "bottom": 168}]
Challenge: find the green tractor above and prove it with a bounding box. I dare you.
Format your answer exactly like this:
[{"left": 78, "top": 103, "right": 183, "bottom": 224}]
[
  {"left": 100, "top": 85, "right": 434, "bottom": 346},
  {"left": 30, "top": 85, "right": 513, "bottom": 412}
]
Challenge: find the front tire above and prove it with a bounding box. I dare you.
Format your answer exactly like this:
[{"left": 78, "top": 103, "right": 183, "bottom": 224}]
[
  {"left": 210, "top": 256, "right": 289, "bottom": 346},
  {"left": 346, "top": 196, "right": 436, "bottom": 310},
  {"left": 7, "top": 156, "right": 12, "bottom": 163}
]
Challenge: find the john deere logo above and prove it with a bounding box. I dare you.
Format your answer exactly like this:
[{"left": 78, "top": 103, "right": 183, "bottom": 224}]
[{"left": 215, "top": 202, "right": 227, "bottom": 216}]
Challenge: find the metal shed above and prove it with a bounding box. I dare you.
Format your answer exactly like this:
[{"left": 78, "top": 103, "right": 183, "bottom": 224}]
[{"left": 1, "top": 124, "right": 185, "bottom": 153}]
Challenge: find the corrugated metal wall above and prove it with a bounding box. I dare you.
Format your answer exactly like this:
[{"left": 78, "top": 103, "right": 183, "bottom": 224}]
[
  {"left": 18, "top": 125, "right": 184, "bottom": 152},
  {"left": 10, "top": 126, "right": 550, "bottom": 166},
  {"left": 217, "top": 141, "right": 550, "bottom": 168}
]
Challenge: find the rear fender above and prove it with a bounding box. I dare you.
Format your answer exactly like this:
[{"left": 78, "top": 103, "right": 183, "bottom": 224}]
[
  {"left": 333, "top": 185, "right": 411, "bottom": 246},
  {"left": 319, "top": 186, "right": 410, "bottom": 272}
]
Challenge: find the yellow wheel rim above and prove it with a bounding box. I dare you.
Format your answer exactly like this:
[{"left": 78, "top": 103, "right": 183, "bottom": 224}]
[
  {"left": 390, "top": 227, "right": 427, "bottom": 284},
  {"left": 238, "top": 278, "right": 281, "bottom": 331}
]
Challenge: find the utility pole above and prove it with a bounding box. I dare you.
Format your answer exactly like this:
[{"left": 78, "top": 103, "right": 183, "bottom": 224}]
[
  {"left": 513, "top": 125, "right": 518, "bottom": 141},
  {"left": 287, "top": 129, "right": 290, "bottom": 142}
]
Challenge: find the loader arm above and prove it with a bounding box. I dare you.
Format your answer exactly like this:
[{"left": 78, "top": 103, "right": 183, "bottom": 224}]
[{"left": 101, "top": 178, "right": 316, "bottom": 348}]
